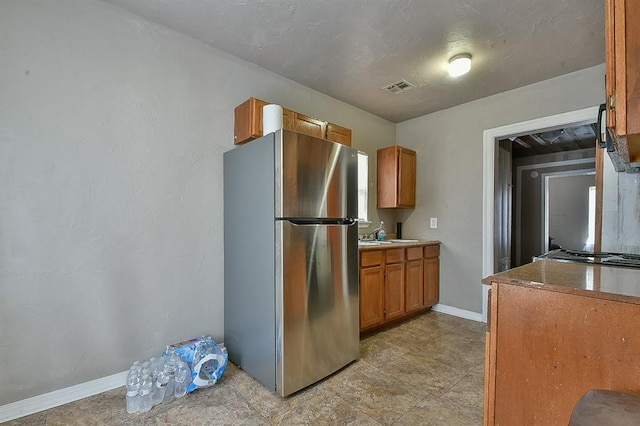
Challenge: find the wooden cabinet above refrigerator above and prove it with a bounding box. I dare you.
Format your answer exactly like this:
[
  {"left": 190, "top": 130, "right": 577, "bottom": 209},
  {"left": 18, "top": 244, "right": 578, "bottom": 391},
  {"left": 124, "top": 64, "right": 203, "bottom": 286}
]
[{"left": 233, "top": 97, "right": 351, "bottom": 146}]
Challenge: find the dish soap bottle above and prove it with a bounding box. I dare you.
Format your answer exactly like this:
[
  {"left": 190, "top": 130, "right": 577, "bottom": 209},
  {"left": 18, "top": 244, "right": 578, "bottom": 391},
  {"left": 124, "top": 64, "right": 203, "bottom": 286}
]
[{"left": 377, "top": 221, "right": 386, "bottom": 241}]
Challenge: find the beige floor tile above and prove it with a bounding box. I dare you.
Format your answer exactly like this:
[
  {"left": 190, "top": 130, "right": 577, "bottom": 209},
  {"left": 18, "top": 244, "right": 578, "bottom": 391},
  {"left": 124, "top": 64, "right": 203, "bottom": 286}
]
[
  {"left": 394, "top": 396, "right": 482, "bottom": 426},
  {"left": 329, "top": 362, "right": 425, "bottom": 425},
  {"left": 272, "top": 391, "right": 381, "bottom": 425}
]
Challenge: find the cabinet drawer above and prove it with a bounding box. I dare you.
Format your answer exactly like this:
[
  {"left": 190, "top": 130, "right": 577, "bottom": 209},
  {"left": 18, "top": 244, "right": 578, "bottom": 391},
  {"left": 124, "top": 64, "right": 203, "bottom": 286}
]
[
  {"left": 424, "top": 245, "right": 440, "bottom": 258},
  {"left": 361, "top": 250, "right": 383, "bottom": 267},
  {"left": 406, "top": 247, "right": 423, "bottom": 260},
  {"left": 386, "top": 248, "right": 405, "bottom": 264}
]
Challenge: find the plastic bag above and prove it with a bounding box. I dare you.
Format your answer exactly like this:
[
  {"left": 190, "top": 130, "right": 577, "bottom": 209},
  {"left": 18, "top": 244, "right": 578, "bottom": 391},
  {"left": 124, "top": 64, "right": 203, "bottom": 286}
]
[{"left": 164, "top": 336, "right": 228, "bottom": 393}]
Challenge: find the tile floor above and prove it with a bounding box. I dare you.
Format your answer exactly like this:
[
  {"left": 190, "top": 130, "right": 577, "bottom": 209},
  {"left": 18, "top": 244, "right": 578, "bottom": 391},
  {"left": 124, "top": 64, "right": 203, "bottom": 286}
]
[{"left": 7, "top": 311, "right": 485, "bottom": 425}]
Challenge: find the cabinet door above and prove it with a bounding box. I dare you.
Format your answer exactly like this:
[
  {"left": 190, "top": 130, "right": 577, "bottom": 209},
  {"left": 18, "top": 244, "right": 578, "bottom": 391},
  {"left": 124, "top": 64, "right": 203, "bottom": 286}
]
[
  {"left": 606, "top": 0, "right": 640, "bottom": 164},
  {"left": 234, "top": 97, "right": 268, "bottom": 144},
  {"left": 359, "top": 266, "right": 385, "bottom": 330},
  {"left": 384, "top": 263, "right": 405, "bottom": 320},
  {"left": 490, "top": 283, "right": 640, "bottom": 424},
  {"left": 423, "top": 257, "right": 439, "bottom": 307},
  {"left": 283, "top": 108, "right": 295, "bottom": 132},
  {"left": 404, "top": 259, "right": 424, "bottom": 313},
  {"left": 626, "top": 1, "right": 640, "bottom": 140},
  {"left": 326, "top": 123, "right": 352, "bottom": 146},
  {"left": 397, "top": 148, "right": 416, "bottom": 207},
  {"left": 294, "top": 113, "right": 326, "bottom": 139},
  {"left": 605, "top": 0, "right": 617, "bottom": 129},
  {"left": 377, "top": 146, "right": 397, "bottom": 208},
  {"left": 377, "top": 145, "right": 416, "bottom": 208},
  {"left": 608, "top": 0, "right": 640, "bottom": 137}
]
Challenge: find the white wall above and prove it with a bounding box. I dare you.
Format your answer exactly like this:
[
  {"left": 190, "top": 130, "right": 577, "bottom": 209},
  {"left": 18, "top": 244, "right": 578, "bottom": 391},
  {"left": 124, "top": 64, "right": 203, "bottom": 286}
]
[
  {"left": 0, "top": 0, "right": 395, "bottom": 405},
  {"left": 396, "top": 64, "right": 606, "bottom": 313},
  {"left": 548, "top": 174, "right": 595, "bottom": 251},
  {"left": 602, "top": 156, "right": 640, "bottom": 254}
]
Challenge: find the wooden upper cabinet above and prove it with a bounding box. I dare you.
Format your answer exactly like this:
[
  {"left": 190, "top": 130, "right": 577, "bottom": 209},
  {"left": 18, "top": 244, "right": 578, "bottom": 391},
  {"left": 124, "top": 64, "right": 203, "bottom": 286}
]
[
  {"left": 282, "top": 108, "right": 295, "bottom": 132},
  {"left": 233, "top": 97, "right": 352, "bottom": 146},
  {"left": 377, "top": 145, "right": 417, "bottom": 208},
  {"left": 294, "top": 113, "right": 326, "bottom": 139},
  {"left": 326, "top": 123, "right": 352, "bottom": 146},
  {"left": 234, "top": 97, "right": 268, "bottom": 144},
  {"left": 606, "top": 0, "right": 640, "bottom": 164}
]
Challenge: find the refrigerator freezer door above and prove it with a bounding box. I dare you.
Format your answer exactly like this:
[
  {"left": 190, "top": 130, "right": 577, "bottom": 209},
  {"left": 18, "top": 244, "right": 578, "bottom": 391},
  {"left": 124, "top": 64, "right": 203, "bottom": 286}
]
[
  {"left": 275, "top": 219, "right": 359, "bottom": 396},
  {"left": 275, "top": 130, "right": 358, "bottom": 220}
]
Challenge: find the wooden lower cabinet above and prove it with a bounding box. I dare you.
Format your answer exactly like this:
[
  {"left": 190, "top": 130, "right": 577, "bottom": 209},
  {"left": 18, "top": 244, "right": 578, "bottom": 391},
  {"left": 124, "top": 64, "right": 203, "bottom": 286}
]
[
  {"left": 424, "top": 245, "right": 440, "bottom": 307},
  {"left": 405, "top": 248, "right": 425, "bottom": 313},
  {"left": 359, "top": 265, "right": 384, "bottom": 330},
  {"left": 359, "top": 242, "right": 439, "bottom": 333},
  {"left": 384, "top": 262, "right": 405, "bottom": 320},
  {"left": 484, "top": 281, "right": 640, "bottom": 425}
]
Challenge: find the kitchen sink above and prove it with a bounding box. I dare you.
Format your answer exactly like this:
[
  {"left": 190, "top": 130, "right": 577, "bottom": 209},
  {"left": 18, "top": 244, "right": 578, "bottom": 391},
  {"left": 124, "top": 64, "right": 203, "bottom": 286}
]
[{"left": 358, "top": 239, "right": 420, "bottom": 246}]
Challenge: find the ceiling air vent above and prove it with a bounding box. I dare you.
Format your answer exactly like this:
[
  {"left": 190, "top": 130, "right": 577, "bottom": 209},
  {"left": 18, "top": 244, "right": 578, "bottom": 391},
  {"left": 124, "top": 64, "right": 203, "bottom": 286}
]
[{"left": 383, "top": 79, "right": 415, "bottom": 94}]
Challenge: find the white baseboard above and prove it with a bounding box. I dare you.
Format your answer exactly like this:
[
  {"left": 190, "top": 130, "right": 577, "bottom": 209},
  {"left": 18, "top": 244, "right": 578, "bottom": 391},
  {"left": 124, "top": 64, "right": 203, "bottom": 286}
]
[
  {"left": 431, "top": 303, "right": 484, "bottom": 322},
  {"left": 0, "top": 370, "right": 128, "bottom": 423}
]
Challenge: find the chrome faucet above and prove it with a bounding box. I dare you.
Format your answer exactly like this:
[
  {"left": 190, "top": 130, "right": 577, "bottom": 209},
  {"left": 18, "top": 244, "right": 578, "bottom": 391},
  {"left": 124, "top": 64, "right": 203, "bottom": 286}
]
[{"left": 370, "top": 226, "right": 381, "bottom": 240}]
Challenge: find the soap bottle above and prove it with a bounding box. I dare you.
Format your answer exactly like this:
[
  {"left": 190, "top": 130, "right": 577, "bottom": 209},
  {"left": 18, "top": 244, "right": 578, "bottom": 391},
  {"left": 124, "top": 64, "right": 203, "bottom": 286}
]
[{"left": 377, "top": 221, "right": 386, "bottom": 241}]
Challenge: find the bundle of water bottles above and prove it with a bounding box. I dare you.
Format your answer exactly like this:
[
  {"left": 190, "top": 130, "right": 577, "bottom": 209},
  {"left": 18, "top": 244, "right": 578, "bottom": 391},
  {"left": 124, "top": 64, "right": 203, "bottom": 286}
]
[{"left": 125, "top": 336, "right": 228, "bottom": 414}]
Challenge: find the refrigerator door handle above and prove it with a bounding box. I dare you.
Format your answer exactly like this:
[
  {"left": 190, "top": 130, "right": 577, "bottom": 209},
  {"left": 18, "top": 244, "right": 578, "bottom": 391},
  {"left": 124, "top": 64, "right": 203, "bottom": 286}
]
[{"left": 284, "top": 218, "right": 357, "bottom": 226}]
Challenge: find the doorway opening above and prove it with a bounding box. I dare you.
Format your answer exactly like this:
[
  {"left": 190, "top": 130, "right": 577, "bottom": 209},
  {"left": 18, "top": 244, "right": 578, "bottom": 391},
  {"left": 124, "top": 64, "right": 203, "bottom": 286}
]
[
  {"left": 509, "top": 145, "right": 596, "bottom": 268},
  {"left": 481, "top": 105, "right": 601, "bottom": 322}
]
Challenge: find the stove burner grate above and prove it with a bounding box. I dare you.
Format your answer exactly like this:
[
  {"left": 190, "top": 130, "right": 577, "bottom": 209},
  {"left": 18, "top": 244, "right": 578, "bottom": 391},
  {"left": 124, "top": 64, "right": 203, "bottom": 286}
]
[{"left": 563, "top": 249, "right": 610, "bottom": 258}]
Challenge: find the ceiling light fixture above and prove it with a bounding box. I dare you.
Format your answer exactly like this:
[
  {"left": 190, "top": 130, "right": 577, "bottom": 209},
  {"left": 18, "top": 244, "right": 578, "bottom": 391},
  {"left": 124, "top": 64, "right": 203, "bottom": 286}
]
[{"left": 448, "top": 53, "right": 472, "bottom": 77}]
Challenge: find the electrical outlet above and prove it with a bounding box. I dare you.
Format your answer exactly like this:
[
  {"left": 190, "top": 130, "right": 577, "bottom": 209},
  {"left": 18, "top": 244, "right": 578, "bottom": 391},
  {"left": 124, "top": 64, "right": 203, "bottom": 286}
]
[{"left": 430, "top": 217, "right": 438, "bottom": 229}]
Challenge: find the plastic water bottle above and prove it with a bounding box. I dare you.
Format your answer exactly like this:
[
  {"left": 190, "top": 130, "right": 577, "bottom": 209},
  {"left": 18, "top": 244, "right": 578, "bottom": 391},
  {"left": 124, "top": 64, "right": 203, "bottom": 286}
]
[
  {"left": 163, "top": 349, "right": 180, "bottom": 404},
  {"left": 138, "top": 369, "right": 153, "bottom": 413},
  {"left": 149, "top": 357, "right": 158, "bottom": 378},
  {"left": 153, "top": 365, "right": 169, "bottom": 406},
  {"left": 125, "top": 367, "right": 141, "bottom": 414},
  {"left": 377, "top": 221, "right": 386, "bottom": 241},
  {"left": 174, "top": 361, "right": 190, "bottom": 398}
]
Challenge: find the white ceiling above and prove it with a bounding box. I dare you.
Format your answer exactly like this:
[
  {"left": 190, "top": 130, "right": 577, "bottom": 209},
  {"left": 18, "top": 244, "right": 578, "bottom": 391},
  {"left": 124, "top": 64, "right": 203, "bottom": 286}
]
[{"left": 102, "top": 0, "right": 605, "bottom": 123}]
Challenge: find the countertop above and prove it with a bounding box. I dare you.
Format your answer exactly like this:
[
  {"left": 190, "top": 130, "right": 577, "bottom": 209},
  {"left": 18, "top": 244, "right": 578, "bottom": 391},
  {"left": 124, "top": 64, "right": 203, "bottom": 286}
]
[
  {"left": 358, "top": 240, "right": 440, "bottom": 251},
  {"left": 483, "top": 259, "right": 640, "bottom": 305}
]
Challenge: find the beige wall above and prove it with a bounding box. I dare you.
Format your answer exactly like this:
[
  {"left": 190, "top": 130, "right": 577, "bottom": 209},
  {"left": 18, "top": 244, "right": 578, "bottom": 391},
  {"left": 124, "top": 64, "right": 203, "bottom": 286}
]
[
  {"left": 0, "top": 0, "right": 394, "bottom": 405},
  {"left": 395, "top": 63, "right": 606, "bottom": 313}
]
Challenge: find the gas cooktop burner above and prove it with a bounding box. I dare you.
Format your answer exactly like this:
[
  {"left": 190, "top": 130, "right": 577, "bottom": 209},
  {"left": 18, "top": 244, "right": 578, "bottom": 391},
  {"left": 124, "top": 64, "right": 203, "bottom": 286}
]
[
  {"left": 535, "top": 249, "right": 640, "bottom": 269},
  {"left": 620, "top": 253, "right": 640, "bottom": 260},
  {"left": 563, "top": 249, "right": 611, "bottom": 258}
]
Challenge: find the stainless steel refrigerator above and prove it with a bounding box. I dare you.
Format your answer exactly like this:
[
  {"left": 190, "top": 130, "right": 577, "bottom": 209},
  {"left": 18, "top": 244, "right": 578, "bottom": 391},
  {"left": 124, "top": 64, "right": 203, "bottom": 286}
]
[{"left": 223, "top": 129, "right": 359, "bottom": 397}]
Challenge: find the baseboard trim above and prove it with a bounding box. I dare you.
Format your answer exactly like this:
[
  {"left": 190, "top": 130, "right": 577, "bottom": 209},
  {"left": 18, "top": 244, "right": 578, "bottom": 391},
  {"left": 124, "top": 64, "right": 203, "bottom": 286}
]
[
  {"left": 432, "top": 304, "right": 483, "bottom": 322},
  {"left": 0, "top": 370, "right": 128, "bottom": 423}
]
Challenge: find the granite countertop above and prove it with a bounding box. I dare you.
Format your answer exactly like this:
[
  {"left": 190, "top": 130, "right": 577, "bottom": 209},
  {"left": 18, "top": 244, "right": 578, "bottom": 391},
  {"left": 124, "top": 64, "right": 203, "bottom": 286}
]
[
  {"left": 358, "top": 240, "right": 440, "bottom": 251},
  {"left": 483, "top": 259, "right": 640, "bottom": 305}
]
